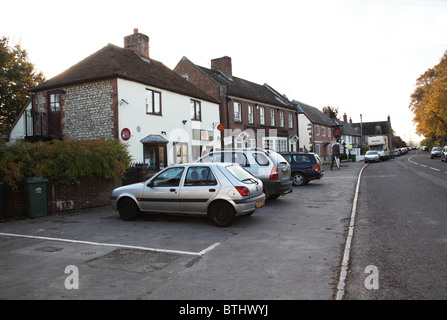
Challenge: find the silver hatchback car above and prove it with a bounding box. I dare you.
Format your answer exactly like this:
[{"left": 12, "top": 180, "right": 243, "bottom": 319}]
[{"left": 111, "top": 163, "right": 265, "bottom": 227}]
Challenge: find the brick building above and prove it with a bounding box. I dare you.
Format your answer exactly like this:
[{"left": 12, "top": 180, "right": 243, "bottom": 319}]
[{"left": 174, "top": 56, "right": 299, "bottom": 152}]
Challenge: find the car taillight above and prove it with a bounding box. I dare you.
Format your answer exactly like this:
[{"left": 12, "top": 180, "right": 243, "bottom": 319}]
[
  {"left": 235, "top": 186, "right": 249, "bottom": 197},
  {"left": 314, "top": 163, "right": 319, "bottom": 172},
  {"left": 269, "top": 167, "right": 279, "bottom": 180}
]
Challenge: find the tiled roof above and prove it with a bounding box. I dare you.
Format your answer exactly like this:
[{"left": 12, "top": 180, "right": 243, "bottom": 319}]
[
  {"left": 294, "top": 100, "right": 336, "bottom": 127},
  {"left": 197, "top": 66, "right": 295, "bottom": 110},
  {"left": 31, "top": 44, "right": 219, "bottom": 104}
]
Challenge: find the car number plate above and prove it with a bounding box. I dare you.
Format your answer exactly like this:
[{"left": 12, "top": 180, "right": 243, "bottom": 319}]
[{"left": 256, "top": 200, "right": 264, "bottom": 208}]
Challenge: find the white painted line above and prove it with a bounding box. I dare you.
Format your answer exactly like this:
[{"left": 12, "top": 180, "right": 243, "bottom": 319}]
[
  {"left": 429, "top": 167, "right": 440, "bottom": 171},
  {"left": 420, "top": 164, "right": 427, "bottom": 168},
  {"left": 0, "top": 232, "right": 219, "bottom": 257},
  {"left": 336, "top": 163, "right": 368, "bottom": 300},
  {"left": 198, "top": 242, "right": 221, "bottom": 255}
]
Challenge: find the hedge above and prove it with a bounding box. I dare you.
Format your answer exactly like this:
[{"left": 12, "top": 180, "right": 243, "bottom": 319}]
[{"left": 0, "top": 139, "right": 132, "bottom": 191}]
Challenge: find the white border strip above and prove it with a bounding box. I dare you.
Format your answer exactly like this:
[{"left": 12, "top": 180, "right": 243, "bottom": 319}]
[
  {"left": 0, "top": 232, "right": 220, "bottom": 257},
  {"left": 336, "top": 163, "right": 368, "bottom": 300}
]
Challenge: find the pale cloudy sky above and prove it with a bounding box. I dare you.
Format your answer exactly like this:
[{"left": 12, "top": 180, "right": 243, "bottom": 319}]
[{"left": 3, "top": 0, "right": 447, "bottom": 143}]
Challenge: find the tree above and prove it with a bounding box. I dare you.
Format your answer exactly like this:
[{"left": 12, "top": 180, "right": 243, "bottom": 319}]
[
  {"left": 0, "top": 37, "right": 45, "bottom": 134},
  {"left": 409, "top": 50, "right": 447, "bottom": 140},
  {"left": 322, "top": 106, "right": 339, "bottom": 119}
]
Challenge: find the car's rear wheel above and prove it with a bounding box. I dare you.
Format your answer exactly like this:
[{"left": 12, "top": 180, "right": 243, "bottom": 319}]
[
  {"left": 292, "top": 172, "right": 306, "bottom": 186},
  {"left": 118, "top": 198, "right": 140, "bottom": 221},
  {"left": 208, "top": 202, "right": 235, "bottom": 227}
]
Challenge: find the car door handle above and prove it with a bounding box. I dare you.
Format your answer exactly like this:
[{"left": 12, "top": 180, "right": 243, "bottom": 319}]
[
  {"left": 170, "top": 188, "right": 177, "bottom": 192},
  {"left": 209, "top": 189, "right": 216, "bottom": 192}
]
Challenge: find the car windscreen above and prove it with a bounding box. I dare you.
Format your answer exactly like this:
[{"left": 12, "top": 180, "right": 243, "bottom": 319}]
[
  {"left": 225, "top": 165, "right": 257, "bottom": 184},
  {"left": 366, "top": 151, "right": 378, "bottom": 155}
]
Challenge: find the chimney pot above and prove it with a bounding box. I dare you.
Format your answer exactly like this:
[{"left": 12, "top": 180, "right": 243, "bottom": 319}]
[
  {"left": 343, "top": 113, "right": 347, "bottom": 122},
  {"left": 134, "top": 28, "right": 138, "bottom": 34}
]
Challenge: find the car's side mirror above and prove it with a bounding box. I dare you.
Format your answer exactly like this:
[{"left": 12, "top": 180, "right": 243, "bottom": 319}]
[{"left": 147, "top": 180, "right": 154, "bottom": 188}]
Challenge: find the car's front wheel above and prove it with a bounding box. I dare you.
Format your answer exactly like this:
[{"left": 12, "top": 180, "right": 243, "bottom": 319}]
[
  {"left": 208, "top": 202, "right": 235, "bottom": 227},
  {"left": 118, "top": 198, "right": 140, "bottom": 221},
  {"left": 292, "top": 172, "right": 306, "bottom": 186}
]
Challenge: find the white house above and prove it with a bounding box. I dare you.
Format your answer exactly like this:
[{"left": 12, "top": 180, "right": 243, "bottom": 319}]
[{"left": 8, "top": 29, "right": 221, "bottom": 170}]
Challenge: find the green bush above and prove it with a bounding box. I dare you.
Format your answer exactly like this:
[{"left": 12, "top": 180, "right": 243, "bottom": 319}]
[{"left": 0, "top": 139, "right": 131, "bottom": 191}]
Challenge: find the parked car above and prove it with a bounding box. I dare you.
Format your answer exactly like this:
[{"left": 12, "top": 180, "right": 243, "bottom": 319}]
[
  {"left": 110, "top": 163, "right": 265, "bottom": 227},
  {"left": 421, "top": 146, "right": 429, "bottom": 151},
  {"left": 441, "top": 146, "right": 447, "bottom": 162},
  {"left": 392, "top": 149, "right": 402, "bottom": 157},
  {"left": 196, "top": 148, "right": 292, "bottom": 200},
  {"left": 364, "top": 151, "right": 380, "bottom": 163},
  {"left": 281, "top": 153, "right": 324, "bottom": 186},
  {"left": 430, "top": 147, "right": 443, "bottom": 159}
]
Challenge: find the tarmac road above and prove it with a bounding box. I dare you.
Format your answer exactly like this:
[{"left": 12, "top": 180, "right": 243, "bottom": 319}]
[
  {"left": 0, "top": 161, "right": 364, "bottom": 301},
  {"left": 344, "top": 151, "right": 447, "bottom": 299}
]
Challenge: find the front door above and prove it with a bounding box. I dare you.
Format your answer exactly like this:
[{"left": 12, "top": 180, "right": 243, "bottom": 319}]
[{"left": 48, "top": 93, "right": 62, "bottom": 136}]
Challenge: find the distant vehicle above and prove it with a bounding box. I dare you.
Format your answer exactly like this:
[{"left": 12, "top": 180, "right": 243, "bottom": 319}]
[
  {"left": 281, "top": 153, "right": 324, "bottom": 186},
  {"left": 441, "top": 147, "right": 447, "bottom": 162},
  {"left": 421, "top": 146, "right": 429, "bottom": 151},
  {"left": 197, "top": 148, "right": 292, "bottom": 200},
  {"left": 110, "top": 162, "right": 265, "bottom": 227},
  {"left": 392, "top": 149, "right": 402, "bottom": 157},
  {"left": 430, "top": 147, "right": 443, "bottom": 159},
  {"left": 368, "top": 136, "right": 390, "bottom": 160},
  {"left": 364, "top": 150, "right": 381, "bottom": 163}
]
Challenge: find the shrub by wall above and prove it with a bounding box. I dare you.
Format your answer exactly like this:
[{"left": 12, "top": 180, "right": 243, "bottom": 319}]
[{"left": 0, "top": 139, "right": 131, "bottom": 219}]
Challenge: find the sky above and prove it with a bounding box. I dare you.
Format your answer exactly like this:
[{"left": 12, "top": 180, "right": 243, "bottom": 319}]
[{"left": 2, "top": 0, "right": 447, "bottom": 144}]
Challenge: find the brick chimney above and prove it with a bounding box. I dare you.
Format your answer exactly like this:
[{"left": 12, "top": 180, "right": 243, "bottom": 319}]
[
  {"left": 124, "top": 28, "right": 149, "bottom": 59},
  {"left": 343, "top": 113, "right": 348, "bottom": 122},
  {"left": 211, "top": 56, "right": 232, "bottom": 79}
]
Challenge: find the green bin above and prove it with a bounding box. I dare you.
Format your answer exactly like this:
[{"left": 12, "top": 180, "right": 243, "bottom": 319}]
[{"left": 24, "top": 177, "right": 48, "bottom": 218}]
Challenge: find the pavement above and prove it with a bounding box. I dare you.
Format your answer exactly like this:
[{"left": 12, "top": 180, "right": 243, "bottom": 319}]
[{"left": 0, "top": 160, "right": 364, "bottom": 300}]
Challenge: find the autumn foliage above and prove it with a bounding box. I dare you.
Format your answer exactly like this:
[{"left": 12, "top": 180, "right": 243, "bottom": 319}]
[{"left": 410, "top": 50, "right": 447, "bottom": 141}]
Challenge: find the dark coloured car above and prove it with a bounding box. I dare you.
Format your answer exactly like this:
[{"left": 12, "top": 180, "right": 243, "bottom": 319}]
[{"left": 281, "top": 153, "right": 324, "bottom": 186}]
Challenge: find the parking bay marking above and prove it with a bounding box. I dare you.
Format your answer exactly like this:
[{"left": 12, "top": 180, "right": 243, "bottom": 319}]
[{"left": 0, "top": 232, "right": 220, "bottom": 256}]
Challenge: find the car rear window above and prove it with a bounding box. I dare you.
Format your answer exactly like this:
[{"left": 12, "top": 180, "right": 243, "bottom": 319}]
[{"left": 225, "top": 164, "right": 256, "bottom": 183}]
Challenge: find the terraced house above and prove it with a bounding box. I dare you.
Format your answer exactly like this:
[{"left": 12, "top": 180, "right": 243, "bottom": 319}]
[
  {"left": 9, "top": 30, "right": 221, "bottom": 169},
  {"left": 174, "top": 56, "right": 299, "bottom": 152}
]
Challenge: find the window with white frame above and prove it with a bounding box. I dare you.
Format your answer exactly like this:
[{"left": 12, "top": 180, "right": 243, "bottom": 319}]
[
  {"left": 316, "top": 125, "right": 320, "bottom": 136},
  {"left": 248, "top": 105, "right": 254, "bottom": 124},
  {"left": 260, "top": 107, "right": 265, "bottom": 125},
  {"left": 234, "top": 102, "right": 242, "bottom": 122},
  {"left": 288, "top": 113, "right": 293, "bottom": 128},
  {"left": 262, "top": 137, "right": 288, "bottom": 153},
  {"left": 279, "top": 111, "right": 284, "bottom": 127},
  {"left": 322, "top": 126, "right": 326, "bottom": 136},
  {"left": 270, "top": 109, "right": 275, "bottom": 126}
]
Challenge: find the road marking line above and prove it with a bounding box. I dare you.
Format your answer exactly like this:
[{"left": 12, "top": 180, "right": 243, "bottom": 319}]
[
  {"left": 429, "top": 167, "right": 440, "bottom": 171},
  {"left": 420, "top": 164, "right": 427, "bottom": 168},
  {"left": 336, "top": 163, "right": 368, "bottom": 300},
  {"left": 0, "top": 232, "right": 219, "bottom": 256}
]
